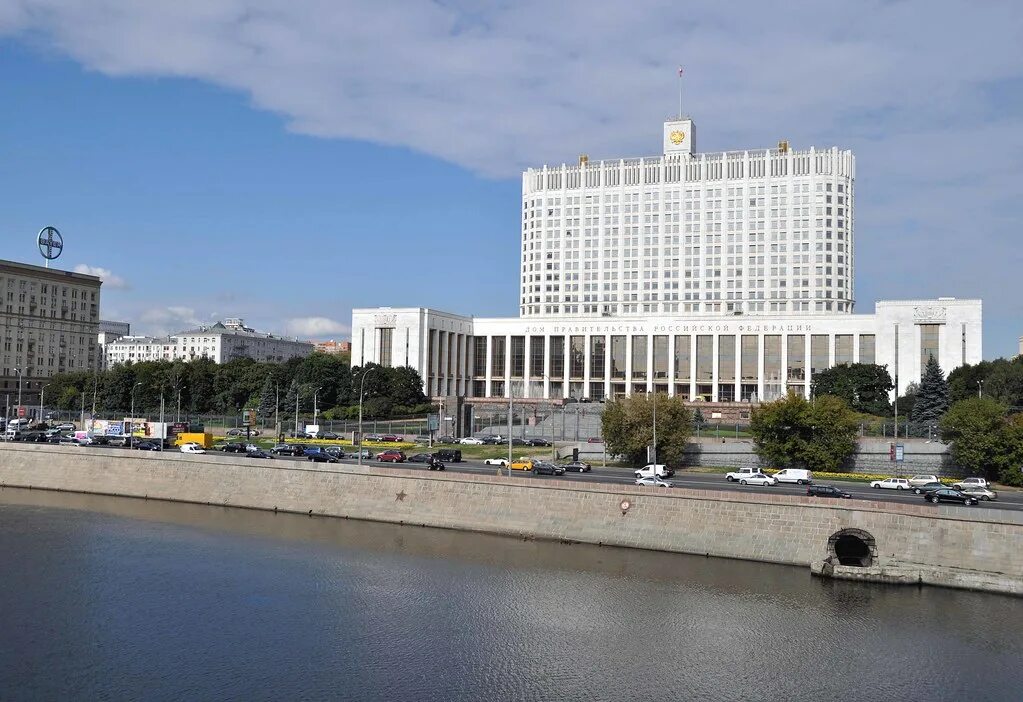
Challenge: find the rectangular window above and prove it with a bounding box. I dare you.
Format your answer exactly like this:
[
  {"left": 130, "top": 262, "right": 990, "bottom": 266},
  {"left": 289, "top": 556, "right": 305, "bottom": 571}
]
[
  {"left": 490, "top": 336, "right": 506, "bottom": 377},
  {"left": 810, "top": 334, "right": 829, "bottom": 377},
  {"left": 510, "top": 336, "right": 525, "bottom": 378},
  {"left": 652, "top": 336, "right": 668, "bottom": 380},
  {"left": 859, "top": 334, "right": 875, "bottom": 365},
  {"left": 378, "top": 328, "right": 393, "bottom": 367},
  {"left": 529, "top": 335, "right": 545, "bottom": 379},
  {"left": 631, "top": 335, "right": 647, "bottom": 380},
  {"left": 787, "top": 335, "right": 805, "bottom": 382},
  {"left": 472, "top": 337, "right": 487, "bottom": 377},
  {"left": 696, "top": 335, "right": 713, "bottom": 382},
  {"left": 569, "top": 336, "right": 585, "bottom": 379},
  {"left": 590, "top": 336, "right": 606, "bottom": 380},
  {"left": 549, "top": 336, "right": 564, "bottom": 379},
  {"left": 611, "top": 336, "right": 627, "bottom": 379},
  {"left": 920, "top": 324, "right": 939, "bottom": 373},
  {"left": 835, "top": 334, "right": 853, "bottom": 365},
  {"left": 718, "top": 335, "right": 736, "bottom": 383},
  {"left": 741, "top": 335, "right": 758, "bottom": 382},
  {"left": 674, "top": 335, "right": 691, "bottom": 382}
]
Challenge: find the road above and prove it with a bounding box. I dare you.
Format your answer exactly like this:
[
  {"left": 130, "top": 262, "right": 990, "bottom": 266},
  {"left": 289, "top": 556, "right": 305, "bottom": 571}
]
[{"left": 207, "top": 449, "right": 1023, "bottom": 513}]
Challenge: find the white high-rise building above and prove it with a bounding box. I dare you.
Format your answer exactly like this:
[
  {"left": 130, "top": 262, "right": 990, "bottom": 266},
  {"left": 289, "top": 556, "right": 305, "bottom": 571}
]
[{"left": 520, "top": 118, "right": 855, "bottom": 318}]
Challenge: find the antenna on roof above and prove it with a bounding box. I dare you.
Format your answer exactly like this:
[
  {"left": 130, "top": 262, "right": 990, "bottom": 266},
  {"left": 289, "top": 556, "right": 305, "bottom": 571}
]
[{"left": 677, "top": 66, "right": 684, "bottom": 119}]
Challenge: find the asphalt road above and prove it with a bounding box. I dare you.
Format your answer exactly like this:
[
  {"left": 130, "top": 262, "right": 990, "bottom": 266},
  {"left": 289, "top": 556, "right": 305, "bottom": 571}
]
[{"left": 210, "top": 450, "right": 1023, "bottom": 513}]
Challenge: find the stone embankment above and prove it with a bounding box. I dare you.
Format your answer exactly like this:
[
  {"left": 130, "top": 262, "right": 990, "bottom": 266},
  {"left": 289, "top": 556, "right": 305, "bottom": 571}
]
[{"left": 1, "top": 444, "right": 1020, "bottom": 595}]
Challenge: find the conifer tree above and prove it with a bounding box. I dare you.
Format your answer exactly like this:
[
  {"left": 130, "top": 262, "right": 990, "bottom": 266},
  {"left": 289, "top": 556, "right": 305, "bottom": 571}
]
[
  {"left": 257, "top": 374, "right": 276, "bottom": 419},
  {"left": 913, "top": 355, "right": 950, "bottom": 423}
]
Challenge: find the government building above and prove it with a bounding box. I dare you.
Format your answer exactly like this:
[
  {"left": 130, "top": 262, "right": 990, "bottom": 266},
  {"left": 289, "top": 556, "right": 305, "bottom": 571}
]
[{"left": 351, "top": 116, "right": 982, "bottom": 404}]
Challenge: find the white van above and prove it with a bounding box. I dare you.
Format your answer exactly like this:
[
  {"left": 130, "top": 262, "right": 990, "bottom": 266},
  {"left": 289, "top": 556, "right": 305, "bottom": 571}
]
[{"left": 772, "top": 468, "right": 813, "bottom": 485}]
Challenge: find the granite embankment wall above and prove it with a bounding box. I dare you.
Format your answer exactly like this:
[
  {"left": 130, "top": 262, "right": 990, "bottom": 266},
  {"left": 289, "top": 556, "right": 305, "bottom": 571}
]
[{"left": 1, "top": 444, "right": 1020, "bottom": 595}]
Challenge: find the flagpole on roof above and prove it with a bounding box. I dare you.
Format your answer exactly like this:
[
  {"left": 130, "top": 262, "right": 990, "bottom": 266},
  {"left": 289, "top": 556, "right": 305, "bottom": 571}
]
[{"left": 677, "top": 66, "right": 684, "bottom": 119}]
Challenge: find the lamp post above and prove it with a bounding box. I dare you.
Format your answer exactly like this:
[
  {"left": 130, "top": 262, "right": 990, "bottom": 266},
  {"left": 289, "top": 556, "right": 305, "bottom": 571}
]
[
  {"left": 176, "top": 384, "right": 186, "bottom": 424},
  {"left": 274, "top": 382, "right": 280, "bottom": 441},
  {"left": 541, "top": 374, "right": 557, "bottom": 462},
  {"left": 357, "top": 368, "right": 377, "bottom": 466},
  {"left": 313, "top": 386, "right": 323, "bottom": 427},
  {"left": 129, "top": 381, "right": 142, "bottom": 449},
  {"left": 977, "top": 380, "right": 984, "bottom": 398},
  {"left": 39, "top": 384, "right": 50, "bottom": 424},
  {"left": 14, "top": 367, "right": 23, "bottom": 419}
]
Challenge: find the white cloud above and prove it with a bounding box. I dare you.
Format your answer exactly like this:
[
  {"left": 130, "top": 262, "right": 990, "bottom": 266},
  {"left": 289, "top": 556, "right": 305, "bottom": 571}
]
[
  {"left": 138, "top": 305, "right": 204, "bottom": 336},
  {"left": 73, "top": 263, "right": 128, "bottom": 289},
  {"left": 284, "top": 316, "right": 350, "bottom": 339}
]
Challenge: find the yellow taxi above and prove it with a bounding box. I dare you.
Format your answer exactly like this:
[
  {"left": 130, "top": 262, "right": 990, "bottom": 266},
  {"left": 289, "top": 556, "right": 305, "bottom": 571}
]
[{"left": 509, "top": 457, "right": 534, "bottom": 471}]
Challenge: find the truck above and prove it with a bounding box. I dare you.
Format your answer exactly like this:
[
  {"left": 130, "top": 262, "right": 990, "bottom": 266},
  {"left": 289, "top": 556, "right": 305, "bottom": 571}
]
[
  {"left": 174, "top": 432, "right": 214, "bottom": 449},
  {"left": 635, "top": 464, "right": 673, "bottom": 479}
]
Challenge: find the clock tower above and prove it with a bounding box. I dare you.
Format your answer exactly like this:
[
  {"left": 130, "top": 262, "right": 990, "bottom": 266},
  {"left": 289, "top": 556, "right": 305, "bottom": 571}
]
[{"left": 663, "top": 118, "right": 695, "bottom": 156}]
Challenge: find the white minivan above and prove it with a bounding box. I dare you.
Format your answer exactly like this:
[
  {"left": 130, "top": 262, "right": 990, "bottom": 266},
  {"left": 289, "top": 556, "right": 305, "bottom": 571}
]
[{"left": 772, "top": 468, "right": 813, "bottom": 485}]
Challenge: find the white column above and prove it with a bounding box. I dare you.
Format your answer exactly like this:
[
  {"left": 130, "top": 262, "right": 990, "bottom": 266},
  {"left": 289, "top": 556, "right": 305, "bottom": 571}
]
[
  {"left": 523, "top": 335, "right": 532, "bottom": 399},
  {"left": 603, "top": 334, "right": 612, "bottom": 400},
  {"left": 625, "top": 334, "right": 633, "bottom": 396},
  {"left": 504, "top": 334, "right": 512, "bottom": 398},
  {"left": 583, "top": 334, "right": 592, "bottom": 398},
  {"left": 688, "top": 335, "right": 697, "bottom": 401},
  {"left": 780, "top": 333, "right": 789, "bottom": 396},
  {"left": 711, "top": 334, "right": 720, "bottom": 402},
  {"left": 646, "top": 334, "right": 654, "bottom": 393},
  {"left": 803, "top": 332, "right": 812, "bottom": 399},
  {"left": 757, "top": 334, "right": 766, "bottom": 403},
  {"left": 543, "top": 335, "right": 551, "bottom": 399},
  {"left": 484, "top": 335, "right": 493, "bottom": 397},
  {"left": 667, "top": 334, "right": 676, "bottom": 396}
]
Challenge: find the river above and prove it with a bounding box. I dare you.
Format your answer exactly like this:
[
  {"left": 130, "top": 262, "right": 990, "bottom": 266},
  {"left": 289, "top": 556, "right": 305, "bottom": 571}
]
[{"left": 0, "top": 488, "right": 1020, "bottom": 701}]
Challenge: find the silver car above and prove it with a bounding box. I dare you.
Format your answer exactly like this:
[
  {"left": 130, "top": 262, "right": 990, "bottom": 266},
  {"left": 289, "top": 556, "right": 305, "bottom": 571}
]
[{"left": 960, "top": 486, "right": 998, "bottom": 501}]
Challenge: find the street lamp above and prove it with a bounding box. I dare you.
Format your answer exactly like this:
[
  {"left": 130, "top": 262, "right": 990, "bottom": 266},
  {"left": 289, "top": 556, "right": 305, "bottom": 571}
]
[
  {"left": 313, "top": 386, "right": 323, "bottom": 426},
  {"left": 176, "top": 384, "right": 186, "bottom": 424},
  {"left": 14, "top": 367, "right": 23, "bottom": 420},
  {"left": 977, "top": 380, "right": 985, "bottom": 398},
  {"left": 357, "top": 368, "right": 377, "bottom": 466},
  {"left": 39, "top": 384, "right": 50, "bottom": 423},
  {"left": 129, "top": 382, "right": 142, "bottom": 449}
]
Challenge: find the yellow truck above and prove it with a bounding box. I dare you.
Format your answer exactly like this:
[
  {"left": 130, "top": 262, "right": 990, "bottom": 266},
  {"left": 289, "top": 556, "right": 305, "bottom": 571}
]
[{"left": 175, "top": 432, "right": 214, "bottom": 449}]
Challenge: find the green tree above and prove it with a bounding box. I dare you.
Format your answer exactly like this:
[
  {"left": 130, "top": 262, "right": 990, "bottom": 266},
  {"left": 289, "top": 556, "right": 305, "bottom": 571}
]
[
  {"left": 948, "top": 360, "right": 994, "bottom": 404},
  {"left": 386, "top": 366, "right": 427, "bottom": 407},
  {"left": 894, "top": 381, "right": 919, "bottom": 420},
  {"left": 282, "top": 379, "right": 299, "bottom": 420},
  {"left": 750, "top": 393, "right": 858, "bottom": 472},
  {"left": 940, "top": 398, "right": 1023, "bottom": 485},
  {"left": 257, "top": 374, "right": 276, "bottom": 419},
  {"left": 601, "top": 394, "right": 693, "bottom": 467},
  {"left": 810, "top": 363, "right": 893, "bottom": 416},
  {"left": 913, "top": 355, "right": 950, "bottom": 423}
]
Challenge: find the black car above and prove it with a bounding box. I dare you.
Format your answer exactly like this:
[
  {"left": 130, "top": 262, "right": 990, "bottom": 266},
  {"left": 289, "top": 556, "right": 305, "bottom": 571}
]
[
  {"left": 510, "top": 438, "right": 530, "bottom": 446},
  {"left": 436, "top": 435, "right": 456, "bottom": 444},
  {"left": 561, "top": 461, "right": 591, "bottom": 473},
  {"left": 427, "top": 457, "right": 445, "bottom": 471},
  {"left": 434, "top": 449, "right": 462, "bottom": 463},
  {"left": 325, "top": 446, "right": 345, "bottom": 458},
  {"left": 307, "top": 452, "right": 339, "bottom": 463},
  {"left": 245, "top": 449, "right": 274, "bottom": 459},
  {"left": 912, "top": 481, "right": 945, "bottom": 495},
  {"left": 925, "top": 488, "right": 978, "bottom": 506},
  {"left": 271, "top": 443, "right": 304, "bottom": 456},
  {"left": 220, "top": 442, "right": 248, "bottom": 453},
  {"left": 528, "top": 438, "right": 551, "bottom": 447},
  {"left": 481, "top": 436, "right": 502, "bottom": 445},
  {"left": 320, "top": 431, "right": 340, "bottom": 440},
  {"left": 135, "top": 441, "right": 160, "bottom": 451},
  {"left": 806, "top": 484, "right": 852, "bottom": 499},
  {"left": 408, "top": 453, "right": 435, "bottom": 463},
  {"left": 531, "top": 462, "right": 565, "bottom": 476}
]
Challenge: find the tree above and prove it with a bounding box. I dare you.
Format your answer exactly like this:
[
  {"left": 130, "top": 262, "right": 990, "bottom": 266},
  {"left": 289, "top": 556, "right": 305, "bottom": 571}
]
[
  {"left": 601, "top": 394, "right": 693, "bottom": 467},
  {"left": 750, "top": 393, "right": 858, "bottom": 472},
  {"left": 282, "top": 379, "right": 299, "bottom": 420},
  {"left": 810, "top": 363, "right": 893, "bottom": 416},
  {"left": 913, "top": 355, "right": 950, "bottom": 423},
  {"left": 257, "top": 374, "right": 276, "bottom": 419},
  {"left": 894, "top": 381, "right": 919, "bottom": 421},
  {"left": 386, "top": 366, "right": 427, "bottom": 407},
  {"left": 940, "top": 398, "right": 1023, "bottom": 485}
]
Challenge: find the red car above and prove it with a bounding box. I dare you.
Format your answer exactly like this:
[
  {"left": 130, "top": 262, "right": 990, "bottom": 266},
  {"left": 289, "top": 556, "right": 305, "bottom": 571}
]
[
  {"left": 380, "top": 434, "right": 402, "bottom": 443},
  {"left": 377, "top": 450, "right": 406, "bottom": 463}
]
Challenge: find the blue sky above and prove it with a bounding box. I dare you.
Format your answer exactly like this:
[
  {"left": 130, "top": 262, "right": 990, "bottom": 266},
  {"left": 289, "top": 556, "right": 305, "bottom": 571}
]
[{"left": 1, "top": 1, "right": 1021, "bottom": 358}]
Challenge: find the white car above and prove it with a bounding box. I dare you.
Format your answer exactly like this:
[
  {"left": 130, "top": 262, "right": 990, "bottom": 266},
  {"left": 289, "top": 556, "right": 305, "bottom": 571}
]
[
  {"left": 738, "top": 473, "right": 777, "bottom": 486},
  {"left": 772, "top": 468, "right": 813, "bottom": 485},
  {"left": 459, "top": 437, "right": 484, "bottom": 445},
  {"left": 484, "top": 458, "right": 508, "bottom": 466},
  {"left": 953, "top": 477, "right": 989, "bottom": 490},
  {"left": 908, "top": 474, "right": 939, "bottom": 487},
  {"left": 725, "top": 467, "right": 757, "bottom": 482},
  {"left": 635, "top": 464, "right": 673, "bottom": 479},
  {"left": 635, "top": 476, "right": 673, "bottom": 488},
  {"left": 870, "top": 477, "right": 910, "bottom": 490},
  {"left": 180, "top": 442, "right": 206, "bottom": 454}
]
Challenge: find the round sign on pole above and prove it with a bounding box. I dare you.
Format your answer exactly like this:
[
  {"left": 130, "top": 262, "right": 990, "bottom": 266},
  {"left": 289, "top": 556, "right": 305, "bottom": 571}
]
[{"left": 38, "top": 226, "right": 63, "bottom": 262}]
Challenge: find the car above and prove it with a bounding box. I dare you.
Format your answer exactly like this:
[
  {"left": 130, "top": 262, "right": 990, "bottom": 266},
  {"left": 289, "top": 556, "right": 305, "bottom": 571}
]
[
  {"left": 23, "top": 432, "right": 49, "bottom": 443},
  {"left": 527, "top": 438, "right": 551, "bottom": 447},
  {"left": 531, "top": 462, "right": 565, "bottom": 476},
  {"left": 58, "top": 437, "right": 84, "bottom": 446},
  {"left": 303, "top": 447, "right": 329, "bottom": 458},
  {"left": 870, "top": 478, "right": 911, "bottom": 490},
  {"left": 908, "top": 474, "right": 939, "bottom": 487},
  {"left": 510, "top": 458, "right": 534, "bottom": 471},
  {"left": 636, "top": 476, "right": 673, "bottom": 488},
  {"left": 960, "top": 486, "right": 998, "bottom": 501},
  {"left": 911, "top": 481, "right": 946, "bottom": 495},
  {"left": 220, "top": 442, "right": 248, "bottom": 453},
  {"left": 426, "top": 457, "right": 446, "bottom": 471},
  {"left": 47, "top": 433, "right": 67, "bottom": 443},
  {"left": 55, "top": 422, "right": 76, "bottom": 432},
  {"left": 510, "top": 438, "right": 529, "bottom": 446},
  {"left": 725, "top": 467, "right": 758, "bottom": 482},
  {"left": 179, "top": 442, "right": 206, "bottom": 454},
  {"left": 484, "top": 458, "right": 508, "bottom": 467},
  {"left": 320, "top": 431, "right": 340, "bottom": 440},
  {"left": 925, "top": 488, "right": 979, "bottom": 506},
  {"left": 307, "top": 452, "right": 339, "bottom": 463},
  {"left": 635, "top": 464, "right": 673, "bottom": 479},
  {"left": 271, "top": 443, "right": 304, "bottom": 456},
  {"left": 353, "top": 448, "right": 373, "bottom": 459},
  {"left": 408, "top": 453, "right": 435, "bottom": 463},
  {"left": 806, "top": 484, "right": 852, "bottom": 499},
  {"left": 106, "top": 436, "right": 128, "bottom": 447},
  {"left": 459, "top": 437, "right": 484, "bottom": 445},
  {"left": 738, "top": 472, "right": 777, "bottom": 486},
  {"left": 380, "top": 434, "right": 401, "bottom": 443},
  {"left": 952, "top": 477, "right": 989, "bottom": 491},
  {"left": 324, "top": 446, "right": 345, "bottom": 459},
  {"left": 436, "top": 435, "right": 456, "bottom": 444},
  {"left": 434, "top": 449, "right": 462, "bottom": 463},
  {"left": 245, "top": 449, "right": 274, "bottom": 459},
  {"left": 481, "top": 436, "right": 503, "bottom": 445},
  {"left": 135, "top": 441, "right": 160, "bottom": 451},
  {"left": 226, "top": 428, "right": 243, "bottom": 436},
  {"left": 772, "top": 468, "right": 813, "bottom": 485},
  {"left": 377, "top": 450, "right": 406, "bottom": 463},
  {"left": 561, "top": 461, "right": 591, "bottom": 473}
]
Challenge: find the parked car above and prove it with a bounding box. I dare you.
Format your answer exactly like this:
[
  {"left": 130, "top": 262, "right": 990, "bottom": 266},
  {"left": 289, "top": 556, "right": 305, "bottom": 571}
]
[
  {"left": 925, "top": 488, "right": 979, "bottom": 506},
  {"left": 908, "top": 474, "right": 939, "bottom": 487},
  {"left": 459, "top": 437, "right": 484, "bottom": 445},
  {"left": 135, "top": 441, "right": 160, "bottom": 451},
  {"left": 636, "top": 476, "right": 673, "bottom": 488},
  {"left": 635, "top": 464, "right": 673, "bottom": 479},
  {"left": 179, "top": 442, "right": 206, "bottom": 454},
  {"left": 436, "top": 435, "right": 456, "bottom": 444},
  {"left": 531, "top": 461, "right": 565, "bottom": 476},
  {"left": 307, "top": 452, "right": 339, "bottom": 463},
  {"left": 527, "top": 438, "right": 551, "bottom": 447},
  {"left": 481, "top": 436, "right": 503, "bottom": 445},
  {"left": 377, "top": 450, "right": 406, "bottom": 463},
  {"left": 408, "top": 453, "right": 435, "bottom": 463},
  {"left": 320, "top": 431, "right": 340, "bottom": 440},
  {"left": 245, "top": 449, "right": 274, "bottom": 459},
  {"left": 55, "top": 422, "right": 76, "bottom": 432},
  {"left": 271, "top": 443, "right": 304, "bottom": 456},
  {"left": 772, "top": 468, "right": 813, "bottom": 485},
  {"left": 510, "top": 438, "right": 529, "bottom": 446},
  {"left": 380, "top": 434, "right": 402, "bottom": 443},
  {"left": 226, "top": 428, "right": 243, "bottom": 436},
  {"left": 960, "top": 486, "right": 998, "bottom": 501},
  {"left": 484, "top": 457, "right": 508, "bottom": 467},
  {"left": 807, "top": 484, "right": 852, "bottom": 499},
  {"left": 869, "top": 477, "right": 911, "bottom": 490},
  {"left": 434, "top": 449, "right": 462, "bottom": 463},
  {"left": 738, "top": 472, "right": 777, "bottom": 486},
  {"left": 561, "top": 461, "right": 591, "bottom": 473},
  {"left": 911, "top": 481, "right": 945, "bottom": 495},
  {"left": 952, "top": 477, "right": 989, "bottom": 491}
]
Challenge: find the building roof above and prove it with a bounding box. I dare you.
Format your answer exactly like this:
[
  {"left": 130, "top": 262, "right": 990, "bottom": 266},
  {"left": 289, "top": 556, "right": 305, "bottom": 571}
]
[{"left": 0, "top": 258, "right": 102, "bottom": 286}]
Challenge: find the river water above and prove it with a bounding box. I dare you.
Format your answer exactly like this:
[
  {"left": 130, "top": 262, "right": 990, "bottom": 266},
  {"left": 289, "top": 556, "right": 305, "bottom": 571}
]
[{"left": 1, "top": 488, "right": 1021, "bottom": 701}]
